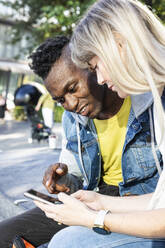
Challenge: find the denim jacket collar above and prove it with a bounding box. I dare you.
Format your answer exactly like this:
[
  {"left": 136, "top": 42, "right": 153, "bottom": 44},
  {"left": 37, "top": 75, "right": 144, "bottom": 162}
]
[
  {"left": 71, "top": 112, "right": 89, "bottom": 126},
  {"left": 131, "top": 92, "right": 153, "bottom": 118}
]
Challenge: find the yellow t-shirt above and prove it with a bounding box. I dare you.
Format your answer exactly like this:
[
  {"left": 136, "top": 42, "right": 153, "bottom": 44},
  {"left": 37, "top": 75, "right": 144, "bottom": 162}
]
[{"left": 94, "top": 97, "right": 131, "bottom": 186}]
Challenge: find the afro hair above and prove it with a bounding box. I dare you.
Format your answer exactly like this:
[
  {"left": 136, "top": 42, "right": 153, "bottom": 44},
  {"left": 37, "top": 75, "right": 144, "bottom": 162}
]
[{"left": 29, "top": 35, "right": 70, "bottom": 80}]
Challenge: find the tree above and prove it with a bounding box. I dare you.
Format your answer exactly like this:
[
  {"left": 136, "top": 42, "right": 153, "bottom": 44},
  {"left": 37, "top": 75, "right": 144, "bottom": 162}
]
[
  {"left": 144, "top": 0, "right": 153, "bottom": 8},
  {"left": 141, "top": 0, "right": 165, "bottom": 22},
  {"left": 0, "top": 0, "right": 95, "bottom": 56},
  {"left": 1, "top": 0, "right": 164, "bottom": 57}
]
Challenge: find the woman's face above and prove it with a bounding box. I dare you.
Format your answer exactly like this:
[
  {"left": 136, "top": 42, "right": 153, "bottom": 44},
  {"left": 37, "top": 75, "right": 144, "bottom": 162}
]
[{"left": 89, "top": 56, "right": 129, "bottom": 99}]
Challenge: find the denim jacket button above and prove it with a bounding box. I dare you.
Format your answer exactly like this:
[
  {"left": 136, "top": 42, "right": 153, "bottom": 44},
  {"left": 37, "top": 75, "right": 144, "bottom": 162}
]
[
  {"left": 123, "top": 192, "right": 131, "bottom": 196},
  {"left": 81, "top": 146, "right": 85, "bottom": 152},
  {"left": 132, "top": 124, "right": 138, "bottom": 130},
  {"left": 146, "top": 135, "right": 151, "bottom": 143}
]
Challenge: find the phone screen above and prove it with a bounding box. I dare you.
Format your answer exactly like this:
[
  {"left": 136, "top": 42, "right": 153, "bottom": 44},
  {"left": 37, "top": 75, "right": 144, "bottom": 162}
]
[{"left": 24, "top": 189, "right": 62, "bottom": 205}]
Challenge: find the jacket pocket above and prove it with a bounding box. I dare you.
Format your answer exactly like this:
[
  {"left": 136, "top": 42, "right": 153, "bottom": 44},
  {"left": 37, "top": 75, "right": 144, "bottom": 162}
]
[{"left": 123, "top": 145, "right": 162, "bottom": 183}]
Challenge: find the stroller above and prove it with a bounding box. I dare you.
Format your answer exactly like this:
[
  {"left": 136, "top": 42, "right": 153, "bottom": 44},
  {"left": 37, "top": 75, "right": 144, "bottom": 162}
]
[
  {"left": 14, "top": 83, "right": 51, "bottom": 142},
  {"left": 25, "top": 104, "right": 51, "bottom": 142}
]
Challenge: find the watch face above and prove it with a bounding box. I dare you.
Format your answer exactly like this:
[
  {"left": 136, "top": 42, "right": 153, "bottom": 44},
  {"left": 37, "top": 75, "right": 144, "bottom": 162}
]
[{"left": 93, "top": 227, "right": 110, "bottom": 235}]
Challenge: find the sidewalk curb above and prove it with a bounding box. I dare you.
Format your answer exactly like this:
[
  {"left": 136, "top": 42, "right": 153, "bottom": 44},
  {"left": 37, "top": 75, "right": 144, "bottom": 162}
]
[{"left": 0, "top": 192, "right": 25, "bottom": 221}]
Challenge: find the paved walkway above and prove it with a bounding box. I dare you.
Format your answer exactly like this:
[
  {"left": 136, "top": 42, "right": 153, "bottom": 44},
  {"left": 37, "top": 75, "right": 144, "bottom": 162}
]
[{"left": 0, "top": 120, "right": 62, "bottom": 221}]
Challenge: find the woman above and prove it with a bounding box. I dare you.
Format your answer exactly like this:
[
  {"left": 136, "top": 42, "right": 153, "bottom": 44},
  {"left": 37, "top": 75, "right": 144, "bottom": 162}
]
[
  {"left": 35, "top": 86, "right": 55, "bottom": 129},
  {"left": 35, "top": 0, "right": 165, "bottom": 247}
]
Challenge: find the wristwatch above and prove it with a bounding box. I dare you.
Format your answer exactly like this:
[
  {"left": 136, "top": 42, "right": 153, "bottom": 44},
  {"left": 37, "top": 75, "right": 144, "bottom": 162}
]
[{"left": 93, "top": 210, "right": 111, "bottom": 235}]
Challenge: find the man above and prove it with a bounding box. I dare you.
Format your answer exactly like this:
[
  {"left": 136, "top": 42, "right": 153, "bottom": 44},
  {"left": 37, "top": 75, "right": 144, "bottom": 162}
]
[{"left": 0, "top": 36, "right": 162, "bottom": 248}]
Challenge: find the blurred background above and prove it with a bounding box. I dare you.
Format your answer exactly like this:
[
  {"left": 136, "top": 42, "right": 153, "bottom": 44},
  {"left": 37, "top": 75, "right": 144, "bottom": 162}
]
[
  {"left": 0, "top": 0, "right": 164, "bottom": 121},
  {"left": 0, "top": 0, "right": 164, "bottom": 224}
]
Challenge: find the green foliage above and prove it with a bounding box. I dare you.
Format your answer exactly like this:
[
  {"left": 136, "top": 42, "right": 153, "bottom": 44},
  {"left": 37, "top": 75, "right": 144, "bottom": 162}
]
[
  {"left": 1, "top": 0, "right": 95, "bottom": 56},
  {"left": 140, "top": 0, "right": 165, "bottom": 22},
  {"left": 13, "top": 104, "right": 64, "bottom": 122},
  {"left": 54, "top": 105, "right": 64, "bottom": 123},
  {"left": 13, "top": 106, "right": 26, "bottom": 121},
  {"left": 1, "top": 0, "right": 164, "bottom": 57}
]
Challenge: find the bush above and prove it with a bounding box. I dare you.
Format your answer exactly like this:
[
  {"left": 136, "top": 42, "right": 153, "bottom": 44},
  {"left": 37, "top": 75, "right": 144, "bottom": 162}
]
[
  {"left": 54, "top": 105, "right": 64, "bottom": 122},
  {"left": 13, "top": 106, "right": 26, "bottom": 121},
  {"left": 13, "top": 105, "right": 64, "bottom": 122}
]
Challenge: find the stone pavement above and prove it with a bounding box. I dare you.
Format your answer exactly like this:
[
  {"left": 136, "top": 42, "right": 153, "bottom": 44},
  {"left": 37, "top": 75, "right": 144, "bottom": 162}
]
[{"left": 0, "top": 120, "right": 62, "bottom": 221}]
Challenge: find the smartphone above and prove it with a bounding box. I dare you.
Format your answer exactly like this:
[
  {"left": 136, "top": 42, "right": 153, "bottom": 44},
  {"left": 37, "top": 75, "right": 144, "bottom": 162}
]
[{"left": 24, "top": 189, "right": 62, "bottom": 206}]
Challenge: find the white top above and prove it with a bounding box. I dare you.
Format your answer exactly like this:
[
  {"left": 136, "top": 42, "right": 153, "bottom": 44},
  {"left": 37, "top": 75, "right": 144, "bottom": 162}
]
[{"left": 147, "top": 103, "right": 165, "bottom": 209}]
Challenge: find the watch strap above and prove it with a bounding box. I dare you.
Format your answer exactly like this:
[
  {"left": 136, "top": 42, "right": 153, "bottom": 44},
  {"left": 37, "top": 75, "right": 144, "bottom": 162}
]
[
  {"left": 93, "top": 210, "right": 111, "bottom": 234},
  {"left": 94, "top": 210, "right": 110, "bottom": 227}
]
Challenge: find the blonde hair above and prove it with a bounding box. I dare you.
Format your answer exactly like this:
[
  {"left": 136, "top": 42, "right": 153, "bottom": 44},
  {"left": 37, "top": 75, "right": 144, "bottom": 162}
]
[{"left": 71, "top": 0, "right": 165, "bottom": 144}]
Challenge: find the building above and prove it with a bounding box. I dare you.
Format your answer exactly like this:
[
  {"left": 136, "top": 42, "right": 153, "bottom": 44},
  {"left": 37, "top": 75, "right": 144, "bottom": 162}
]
[{"left": 0, "top": 3, "right": 34, "bottom": 111}]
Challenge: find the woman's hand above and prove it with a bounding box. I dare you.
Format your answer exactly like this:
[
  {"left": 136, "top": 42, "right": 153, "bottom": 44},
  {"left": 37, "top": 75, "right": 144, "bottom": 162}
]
[
  {"left": 72, "top": 190, "right": 104, "bottom": 211},
  {"left": 34, "top": 192, "right": 97, "bottom": 228}
]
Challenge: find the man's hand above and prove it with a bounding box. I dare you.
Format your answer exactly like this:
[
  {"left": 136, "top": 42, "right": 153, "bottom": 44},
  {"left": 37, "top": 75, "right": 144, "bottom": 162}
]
[{"left": 43, "top": 163, "right": 69, "bottom": 194}]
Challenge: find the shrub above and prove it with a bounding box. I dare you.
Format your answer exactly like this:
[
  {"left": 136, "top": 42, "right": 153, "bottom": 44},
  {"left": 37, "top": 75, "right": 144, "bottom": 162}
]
[
  {"left": 12, "top": 106, "right": 26, "bottom": 121},
  {"left": 54, "top": 105, "right": 64, "bottom": 123}
]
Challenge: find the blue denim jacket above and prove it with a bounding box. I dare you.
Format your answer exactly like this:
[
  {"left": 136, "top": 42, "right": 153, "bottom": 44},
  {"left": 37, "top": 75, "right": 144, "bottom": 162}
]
[{"left": 62, "top": 91, "right": 164, "bottom": 196}]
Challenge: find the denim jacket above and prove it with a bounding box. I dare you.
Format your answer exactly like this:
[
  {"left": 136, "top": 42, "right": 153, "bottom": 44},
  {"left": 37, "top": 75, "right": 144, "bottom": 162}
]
[{"left": 60, "top": 92, "right": 164, "bottom": 196}]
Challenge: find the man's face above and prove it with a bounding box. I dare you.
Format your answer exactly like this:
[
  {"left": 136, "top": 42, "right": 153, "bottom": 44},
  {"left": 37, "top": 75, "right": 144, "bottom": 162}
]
[{"left": 45, "top": 57, "right": 104, "bottom": 119}]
